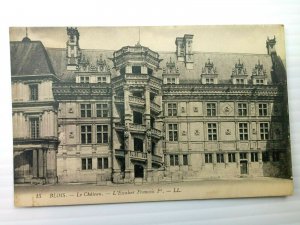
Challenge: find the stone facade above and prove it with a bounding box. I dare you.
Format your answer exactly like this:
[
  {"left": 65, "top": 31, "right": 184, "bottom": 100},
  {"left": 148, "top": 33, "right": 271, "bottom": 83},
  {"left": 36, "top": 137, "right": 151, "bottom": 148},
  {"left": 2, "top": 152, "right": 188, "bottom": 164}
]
[{"left": 11, "top": 28, "right": 291, "bottom": 185}]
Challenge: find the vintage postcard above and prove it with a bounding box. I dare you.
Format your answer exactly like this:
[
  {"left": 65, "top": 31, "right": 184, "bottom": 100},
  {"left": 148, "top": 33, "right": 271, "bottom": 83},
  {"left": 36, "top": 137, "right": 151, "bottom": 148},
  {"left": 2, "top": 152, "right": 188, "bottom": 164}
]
[{"left": 10, "top": 25, "right": 293, "bottom": 207}]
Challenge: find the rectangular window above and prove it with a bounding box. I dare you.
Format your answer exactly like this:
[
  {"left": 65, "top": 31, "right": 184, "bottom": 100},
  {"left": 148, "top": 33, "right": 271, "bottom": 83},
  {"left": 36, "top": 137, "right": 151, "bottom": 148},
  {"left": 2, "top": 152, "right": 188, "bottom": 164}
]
[
  {"left": 260, "top": 123, "right": 269, "bottom": 140},
  {"left": 96, "top": 104, "right": 108, "bottom": 117},
  {"left": 170, "top": 154, "right": 179, "bottom": 166},
  {"left": 259, "top": 103, "right": 268, "bottom": 116},
  {"left": 96, "top": 125, "right": 108, "bottom": 144},
  {"left": 29, "top": 84, "right": 38, "bottom": 101},
  {"left": 98, "top": 157, "right": 109, "bottom": 169},
  {"left": 256, "top": 79, "right": 264, "bottom": 84},
  {"left": 239, "top": 123, "right": 248, "bottom": 140},
  {"left": 97, "top": 76, "right": 107, "bottom": 83},
  {"left": 166, "top": 78, "right": 176, "bottom": 84},
  {"left": 168, "top": 124, "right": 178, "bottom": 141},
  {"left": 82, "top": 158, "right": 92, "bottom": 170},
  {"left": 183, "top": 154, "right": 188, "bottom": 166},
  {"left": 80, "top": 76, "right": 90, "bottom": 83},
  {"left": 216, "top": 153, "right": 224, "bottom": 163},
  {"left": 236, "top": 79, "right": 244, "bottom": 84},
  {"left": 251, "top": 152, "right": 259, "bottom": 162},
  {"left": 238, "top": 103, "right": 247, "bottom": 116},
  {"left": 207, "top": 103, "right": 216, "bottom": 116},
  {"left": 262, "top": 151, "right": 269, "bottom": 162},
  {"left": 228, "top": 153, "right": 236, "bottom": 163},
  {"left": 205, "top": 153, "right": 213, "bottom": 163},
  {"left": 80, "top": 104, "right": 92, "bottom": 117},
  {"left": 206, "top": 78, "right": 214, "bottom": 84},
  {"left": 81, "top": 125, "right": 92, "bottom": 144},
  {"left": 132, "top": 66, "right": 141, "bottom": 74},
  {"left": 167, "top": 103, "right": 177, "bottom": 116},
  {"left": 30, "top": 117, "right": 39, "bottom": 139},
  {"left": 272, "top": 152, "right": 280, "bottom": 162},
  {"left": 240, "top": 153, "right": 247, "bottom": 160},
  {"left": 207, "top": 123, "right": 217, "bottom": 140}
]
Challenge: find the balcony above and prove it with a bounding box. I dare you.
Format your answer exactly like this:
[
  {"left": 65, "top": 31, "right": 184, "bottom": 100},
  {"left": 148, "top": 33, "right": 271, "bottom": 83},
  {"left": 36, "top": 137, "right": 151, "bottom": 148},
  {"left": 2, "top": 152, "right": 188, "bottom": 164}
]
[
  {"left": 129, "top": 151, "right": 147, "bottom": 161},
  {"left": 129, "top": 96, "right": 145, "bottom": 107},
  {"left": 114, "top": 149, "right": 147, "bottom": 162},
  {"left": 129, "top": 123, "right": 146, "bottom": 133},
  {"left": 150, "top": 101, "right": 161, "bottom": 114},
  {"left": 151, "top": 128, "right": 162, "bottom": 139}
]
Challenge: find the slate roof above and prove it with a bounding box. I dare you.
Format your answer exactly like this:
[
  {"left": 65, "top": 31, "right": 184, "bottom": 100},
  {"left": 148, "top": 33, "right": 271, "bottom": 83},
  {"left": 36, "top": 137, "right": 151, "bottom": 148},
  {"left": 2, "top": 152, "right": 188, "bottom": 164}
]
[
  {"left": 46, "top": 47, "right": 273, "bottom": 84},
  {"left": 10, "top": 40, "right": 55, "bottom": 76},
  {"left": 10, "top": 40, "right": 274, "bottom": 84}
]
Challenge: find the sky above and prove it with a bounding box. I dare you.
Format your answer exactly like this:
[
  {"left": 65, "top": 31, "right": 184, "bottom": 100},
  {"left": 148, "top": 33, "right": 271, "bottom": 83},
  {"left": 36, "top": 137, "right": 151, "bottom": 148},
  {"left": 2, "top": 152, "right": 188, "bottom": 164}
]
[{"left": 9, "top": 25, "right": 285, "bottom": 58}]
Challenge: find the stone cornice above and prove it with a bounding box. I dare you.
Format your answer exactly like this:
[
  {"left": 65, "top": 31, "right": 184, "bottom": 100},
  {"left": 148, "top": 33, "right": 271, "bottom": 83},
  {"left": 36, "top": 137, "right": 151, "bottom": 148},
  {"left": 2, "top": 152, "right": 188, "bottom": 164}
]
[
  {"left": 52, "top": 83, "right": 111, "bottom": 99},
  {"left": 11, "top": 74, "right": 60, "bottom": 82}
]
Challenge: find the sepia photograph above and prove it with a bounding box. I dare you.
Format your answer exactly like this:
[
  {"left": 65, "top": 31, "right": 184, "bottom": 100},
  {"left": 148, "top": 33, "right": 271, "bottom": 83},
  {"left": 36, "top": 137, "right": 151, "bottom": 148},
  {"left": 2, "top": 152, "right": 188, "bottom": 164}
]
[{"left": 10, "top": 25, "right": 293, "bottom": 207}]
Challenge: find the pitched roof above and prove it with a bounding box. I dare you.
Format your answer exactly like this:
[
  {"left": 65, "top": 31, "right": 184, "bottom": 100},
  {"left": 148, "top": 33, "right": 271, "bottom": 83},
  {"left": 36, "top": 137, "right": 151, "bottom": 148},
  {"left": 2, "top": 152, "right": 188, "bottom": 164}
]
[
  {"left": 158, "top": 52, "right": 273, "bottom": 84},
  {"left": 46, "top": 48, "right": 117, "bottom": 82},
  {"left": 10, "top": 40, "right": 55, "bottom": 76},
  {"left": 45, "top": 47, "right": 273, "bottom": 84},
  {"left": 9, "top": 37, "right": 275, "bottom": 83}
]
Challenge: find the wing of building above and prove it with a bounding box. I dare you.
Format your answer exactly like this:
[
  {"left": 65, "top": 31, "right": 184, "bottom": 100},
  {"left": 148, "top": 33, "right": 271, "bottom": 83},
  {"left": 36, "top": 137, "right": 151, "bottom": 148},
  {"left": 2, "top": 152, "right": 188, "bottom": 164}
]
[{"left": 11, "top": 28, "right": 291, "bottom": 185}]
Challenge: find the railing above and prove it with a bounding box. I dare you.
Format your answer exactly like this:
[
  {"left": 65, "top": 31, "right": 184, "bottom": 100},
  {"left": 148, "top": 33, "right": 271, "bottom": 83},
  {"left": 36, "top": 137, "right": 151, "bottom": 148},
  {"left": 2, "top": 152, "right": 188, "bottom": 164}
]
[
  {"left": 114, "top": 46, "right": 159, "bottom": 59},
  {"left": 129, "top": 151, "right": 147, "bottom": 159},
  {"left": 114, "top": 149, "right": 147, "bottom": 161},
  {"left": 150, "top": 102, "right": 161, "bottom": 112},
  {"left": 129, "top": 96, "right": 145, "bottom": 105},
  {"left": 125, "top": 74, "right": 149, "bottom": 80},
  {"left": 151, "top": 128, "right": 162, "bottom": 137},
  {"left": 152, "top": 154, "right": 163, "bottom": 164},
  {"left": 129, "top": 123, "right": 146, "bottom": 132}
]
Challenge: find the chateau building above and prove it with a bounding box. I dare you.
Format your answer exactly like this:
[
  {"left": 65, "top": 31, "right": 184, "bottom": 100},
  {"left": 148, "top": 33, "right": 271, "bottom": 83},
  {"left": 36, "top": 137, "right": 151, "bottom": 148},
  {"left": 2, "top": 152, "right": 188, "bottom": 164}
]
[{"left": 11, "top": 28, "right": 290, "bottom": 184}]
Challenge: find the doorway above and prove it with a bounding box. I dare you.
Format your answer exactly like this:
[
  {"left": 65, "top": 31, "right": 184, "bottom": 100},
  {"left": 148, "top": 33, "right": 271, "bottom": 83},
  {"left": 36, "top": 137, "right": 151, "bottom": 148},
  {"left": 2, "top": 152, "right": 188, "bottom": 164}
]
[
  {"left": 240, "top": 161, "right": 248, "bottom": 175},
  {"left": 134, "top": 138, "right": 143, "bottom": 152},
  {"left": 134, "top": 165, "right": 144, "bottom": 178},
  {"left": 133, "top": 111, "right": 143, "bottom": 124}
]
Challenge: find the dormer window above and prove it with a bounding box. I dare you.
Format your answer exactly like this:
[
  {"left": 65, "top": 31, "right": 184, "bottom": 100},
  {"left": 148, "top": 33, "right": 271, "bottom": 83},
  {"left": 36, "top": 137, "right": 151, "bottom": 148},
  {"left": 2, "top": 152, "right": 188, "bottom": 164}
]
[
  {"left": 201, "top": 59, "right": 218, "bottom": 84},
  {"left": 231, "top": 59, "right": 248, "bottom": 85},
  {"left": 163, "top": 58, "right": 180, "bottom": 84},
  {"left": 251, "top": 61, "right": 267, "bottom": 85}
]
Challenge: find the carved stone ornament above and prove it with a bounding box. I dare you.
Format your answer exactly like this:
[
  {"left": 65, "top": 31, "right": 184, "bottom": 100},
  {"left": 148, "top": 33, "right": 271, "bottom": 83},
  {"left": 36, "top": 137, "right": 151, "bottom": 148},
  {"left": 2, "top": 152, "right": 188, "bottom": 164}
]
[
  {"left": 69, "top": 108, "right": 73, "bottom": 113},
  {"left": 69, "top": 132, "right": 74, "bottom": 138},
  {"left": 124, "top": 131, "right": 129, "bottom": 139},
  {"left": 181, "top": 107, "right": 185, "bottom": 113},
  {"left": 182, "top": 131, "right": 186, "bottom": 136},
  {"left": 225, "top": 129, "right": 231, "bottom": 135},
  {"left": 193, "top": 107, "right": 198, "bottom": 112},
  {"left": 223, "top": 104, "right": 232, "bottom": 115},
  {"left": 252, "top": 129, "right": 257, "bottom": 134},
  {"left": 146, "top": 130, "right": 152, "bottom": 138},
  {"left": 194, "top": 130, "right": 200, "bottom": 136}
]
